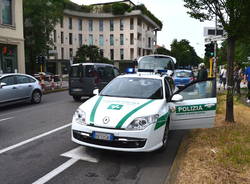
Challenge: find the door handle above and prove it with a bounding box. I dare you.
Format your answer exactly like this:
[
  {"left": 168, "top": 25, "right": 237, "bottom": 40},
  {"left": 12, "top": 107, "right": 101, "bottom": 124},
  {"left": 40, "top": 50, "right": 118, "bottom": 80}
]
[
  {"left": 12, "top": 86, "right": 17, "bottom": 89},
  {"left": 28, "top": 85, "right": 32, "bottom": 87}
]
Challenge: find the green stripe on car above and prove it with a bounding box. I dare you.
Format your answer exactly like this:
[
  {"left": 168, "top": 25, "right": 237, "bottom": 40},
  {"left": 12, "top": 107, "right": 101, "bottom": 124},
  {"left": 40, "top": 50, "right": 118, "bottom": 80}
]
[
  {"left": 115, "top": 100, "right": 154, "bottom": 129},
  {"left": 90, "top": 96, "right": 103, "bottom": 123},
  {"left": 154, "top": 113, "right": 169, "bottom": 130}
]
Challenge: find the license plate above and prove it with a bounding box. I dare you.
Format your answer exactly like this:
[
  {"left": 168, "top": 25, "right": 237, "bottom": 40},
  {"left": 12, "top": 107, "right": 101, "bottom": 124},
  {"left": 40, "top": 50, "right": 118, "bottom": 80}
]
[
  {"left": 72, "top": 88, "right": 82, "bottom": 92},
  {"left": 92, "top": 132, "right": 114, "bottom": 141}
]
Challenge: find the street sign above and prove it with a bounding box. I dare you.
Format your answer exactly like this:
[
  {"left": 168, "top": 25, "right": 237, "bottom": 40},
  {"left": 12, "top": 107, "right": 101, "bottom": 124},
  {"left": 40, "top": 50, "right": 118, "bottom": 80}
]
[
  {"left": 205, "top": 35, "right": 227, "bottom": 43},
  {"left": 204, "top": 27, "right": 225, "bottom": 37}
]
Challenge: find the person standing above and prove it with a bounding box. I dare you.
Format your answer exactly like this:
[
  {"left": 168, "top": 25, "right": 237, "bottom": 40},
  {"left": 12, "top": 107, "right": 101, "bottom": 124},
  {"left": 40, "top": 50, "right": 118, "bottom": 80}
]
[
  {"left": 220, "top": 66, "right": 227, "bottom": 90},
  {"left": 244, "top": 65, "right": 250, "bottom": 103},
  {"left": 234, "top": 65, "right": 243, "bottom": 95},
  {"left": 197, "top": 63, "right": 208, "bottom": 81}
]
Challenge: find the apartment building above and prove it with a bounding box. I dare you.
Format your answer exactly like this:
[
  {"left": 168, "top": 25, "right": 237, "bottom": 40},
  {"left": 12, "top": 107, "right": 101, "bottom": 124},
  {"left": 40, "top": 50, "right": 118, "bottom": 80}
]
[
  {"left": 49, "top": 0, "right": 161, "bottom": 74},
  {"left": 0, "top": 0, "right": 25, "bottom": 74}
]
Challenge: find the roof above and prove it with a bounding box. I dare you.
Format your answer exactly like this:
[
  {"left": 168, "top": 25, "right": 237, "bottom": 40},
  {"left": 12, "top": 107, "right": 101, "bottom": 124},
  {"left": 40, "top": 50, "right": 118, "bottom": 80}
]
[
  {"left": 175, "top": 69, "right": 192, "bottom": 72},
  {"left": 0, "top": 73, "right": 34, "bottom": 78},
  {"left": 118, "top": 73, "right": 164, "bottom": 80},
  {"left": 138, "top": 54, "right": 177, "bottom": 64},
  {"left": 71, "top": 63, "right": 114, "bottom": 67},
  {"left": 90, "top": 0, "right": 136, "bottom": 7}
]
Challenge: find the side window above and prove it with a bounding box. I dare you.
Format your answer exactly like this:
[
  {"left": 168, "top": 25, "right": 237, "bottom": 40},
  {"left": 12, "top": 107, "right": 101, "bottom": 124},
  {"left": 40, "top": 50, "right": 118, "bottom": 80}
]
[
  {"left": 104, "top": 66, "right": 115, "bottom": 81},
  {"left": 166, "top": 77, "right": 175, "bottom": 93},
  {"left": 178, "top": 80, "right": 216, "bottom": 100},
  {"left": 16, "top": 76, "right": 33, "bottom": 84},
  {"left": 114, "top": 68, "right": 120, "bottom": 77},
  {"left": 164, "top": 79, "right": 171, "bottom": 101},
  {"left": 0, "top": 76, "right": 15, "bottom": 86}
]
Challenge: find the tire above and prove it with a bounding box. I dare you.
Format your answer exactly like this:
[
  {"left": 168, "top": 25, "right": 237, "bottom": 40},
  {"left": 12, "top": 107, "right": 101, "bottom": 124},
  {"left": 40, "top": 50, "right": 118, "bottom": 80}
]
[
  {"left": 73, "top": 96, "right": 81, "bottom": 101},
  {"left": 158, "top": 119, "right": 170, "bottom": 152},
  {"left": 31, "top": 90, "right": 42, "bottom": 104}
]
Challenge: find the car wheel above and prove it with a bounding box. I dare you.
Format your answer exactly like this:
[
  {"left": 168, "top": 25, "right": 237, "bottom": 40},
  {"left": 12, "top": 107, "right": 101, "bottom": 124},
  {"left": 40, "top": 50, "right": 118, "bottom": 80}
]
[
  {"left": 158, "top": 119, "right": 170, "bottom": 152},
  {"left": 73, "top": 96, "right": 81, "bottom": 101},
  {"left": 31, "top": 90, "right": 42, "bottom": 104}
]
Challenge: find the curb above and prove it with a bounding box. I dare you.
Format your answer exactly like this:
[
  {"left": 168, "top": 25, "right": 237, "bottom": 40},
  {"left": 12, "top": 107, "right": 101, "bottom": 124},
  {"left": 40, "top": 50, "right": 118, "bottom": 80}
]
[
  {"left": 43, "top": 88, "right": 68, "bottom": 95},
  {"left": 165, "top": 133, "right": 190, "bottom": 184}
]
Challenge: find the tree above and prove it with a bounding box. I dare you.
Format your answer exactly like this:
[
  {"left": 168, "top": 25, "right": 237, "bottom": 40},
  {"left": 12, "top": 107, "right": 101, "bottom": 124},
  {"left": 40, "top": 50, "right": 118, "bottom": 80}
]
[
  {"left": 184, "top": 0, "right": 250, "bottom": 122},
  {"left": 75, "top": 45, "right": 112, "bottom": 64},
  {"left": 154, "top": 46, "right": 172, "bottom": 56},
  {"left": 24, "top": 0, "right": 67, "bottom": 73},
  {"left": 170, "top": 39, "right": 202, "bottom": 67}
]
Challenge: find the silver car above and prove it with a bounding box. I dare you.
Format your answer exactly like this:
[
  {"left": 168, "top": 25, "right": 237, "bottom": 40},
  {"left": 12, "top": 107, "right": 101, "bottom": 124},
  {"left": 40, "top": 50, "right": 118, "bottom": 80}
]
[{"left": 0, "top": 73, "right": 42, "bottom": 107}]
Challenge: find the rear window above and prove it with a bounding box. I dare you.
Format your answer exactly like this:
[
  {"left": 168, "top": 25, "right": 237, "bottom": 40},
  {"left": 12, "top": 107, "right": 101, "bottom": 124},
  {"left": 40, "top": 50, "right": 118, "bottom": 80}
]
[
  {"left": 70, "top": 65, "right": 95, "bottom": 78},
  {"left": 175, "top": 71, "right": 192, "bottom": 78}
]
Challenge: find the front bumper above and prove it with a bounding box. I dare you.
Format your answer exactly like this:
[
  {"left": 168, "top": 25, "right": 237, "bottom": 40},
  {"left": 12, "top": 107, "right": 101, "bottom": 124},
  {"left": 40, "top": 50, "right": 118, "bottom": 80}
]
[{"left": 71, "top": 123, "right": 164, "bottom": 152}]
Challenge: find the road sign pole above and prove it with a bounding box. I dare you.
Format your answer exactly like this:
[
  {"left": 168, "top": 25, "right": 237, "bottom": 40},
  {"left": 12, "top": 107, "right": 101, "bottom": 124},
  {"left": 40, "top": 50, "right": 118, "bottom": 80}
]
[
  {"left": 40, "top": 64, "right": 43, "bottom": 72},
  {"left": 209, "top": 58, "right": 213, "bottom": 78}
]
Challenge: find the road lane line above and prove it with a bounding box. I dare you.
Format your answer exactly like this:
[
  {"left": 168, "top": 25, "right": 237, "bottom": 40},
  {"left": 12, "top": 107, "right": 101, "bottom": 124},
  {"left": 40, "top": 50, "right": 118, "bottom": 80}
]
[
  {"left": 61, "top": 146, "right": 99, "bottom": 163},
  {"left": 0, "top": 123, "right": 71, "bottom": 155},
  {"left": 32, "top": 158, "right": 79, "bottom": 184},
  {"left": 0, "top": 117, "right": 14, "bottom": 122}
]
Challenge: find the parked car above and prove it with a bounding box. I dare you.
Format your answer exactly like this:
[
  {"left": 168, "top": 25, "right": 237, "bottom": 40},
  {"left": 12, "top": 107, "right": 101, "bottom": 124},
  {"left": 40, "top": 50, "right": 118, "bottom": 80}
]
[
  {"left": 173, "top": 70, "right": 194, "bottom": 88},
  {"left": 69, "top": 63, "right": 119, "bottom": 101},
  {"left": 0, "top": 73, "right": 42, "bottom": 107}
]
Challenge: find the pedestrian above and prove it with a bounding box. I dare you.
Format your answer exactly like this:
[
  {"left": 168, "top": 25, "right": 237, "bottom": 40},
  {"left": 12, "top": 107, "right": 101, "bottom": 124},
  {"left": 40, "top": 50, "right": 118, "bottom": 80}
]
[
  {"left": 197, "top": 63, "right": 208, "bottom": 81},
  {"left": 244, "top": 65, "right": 250, "bottom": 103},
  {"left": 220, "top": 65, "right": 227, "bottom": 90},
  {"left": 233, "top": 65, "right": 243, "bottom": 95}
]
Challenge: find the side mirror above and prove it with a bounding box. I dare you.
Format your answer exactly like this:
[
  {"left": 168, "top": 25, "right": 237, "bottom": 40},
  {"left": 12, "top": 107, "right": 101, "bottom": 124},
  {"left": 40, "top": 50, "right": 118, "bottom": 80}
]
[
  {"left": 0, "top": 82, "right": 7, "bottom": 88},
  {"left": 171, "top": 94, "right": 183, "bottom": 102},
  {"left": 93, "top": 89, "right": 99, "bottom": 95}
]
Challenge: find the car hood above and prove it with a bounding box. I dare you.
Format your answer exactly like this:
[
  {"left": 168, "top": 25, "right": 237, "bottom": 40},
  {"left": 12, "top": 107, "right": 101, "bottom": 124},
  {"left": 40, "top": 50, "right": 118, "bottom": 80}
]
[{"left": 78, "top": 95, "right": 164, "bottom": 129}]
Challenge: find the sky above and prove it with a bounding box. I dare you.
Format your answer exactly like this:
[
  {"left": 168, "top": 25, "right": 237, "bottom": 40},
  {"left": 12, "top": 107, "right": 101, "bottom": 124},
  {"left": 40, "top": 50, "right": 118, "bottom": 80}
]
[{"left": 70, "top": 0, "right": 215, "bottom": 58}]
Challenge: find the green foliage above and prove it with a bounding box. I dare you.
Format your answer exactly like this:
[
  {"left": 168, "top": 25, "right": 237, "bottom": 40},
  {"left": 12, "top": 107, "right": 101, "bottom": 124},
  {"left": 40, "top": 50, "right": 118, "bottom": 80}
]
[
  {"left": 111, "top": 2, "right": 131, "bottom": 15},
  {"left": 103, "top": 4, "right": 112, "bottom": 13},
  {"left": 75, "top": 45, "right": 112, "bottom": 64},
  {"left": 64, "top": 1, "right": 92, "bottom": 12},
  {"left": 132, "top": 4, "right": 163, "bottom": 29},
  {"left": 24, "top": 0, "right": 67, "bottom": 73},
  {"left": 154, "top": 47, "right": 171, "bottom": 56},
  {"left": 170, "top": 39, "right": 202, "bottom": 67}
]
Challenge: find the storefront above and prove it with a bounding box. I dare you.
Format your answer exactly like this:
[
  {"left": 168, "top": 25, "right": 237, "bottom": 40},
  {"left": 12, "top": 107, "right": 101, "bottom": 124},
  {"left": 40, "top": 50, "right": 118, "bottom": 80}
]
[{"left": 0, "top": 44, "right": 18, "bottom": 73}]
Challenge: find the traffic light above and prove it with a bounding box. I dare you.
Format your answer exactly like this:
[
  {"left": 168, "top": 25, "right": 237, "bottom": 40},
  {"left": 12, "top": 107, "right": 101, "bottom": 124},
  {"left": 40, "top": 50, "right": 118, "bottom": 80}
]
[
  {"left": 35, "top": 55, "right": 46, "bottom": 65},
  {"left": 205, "top": 42, "right": 214, "bottom": 57}
]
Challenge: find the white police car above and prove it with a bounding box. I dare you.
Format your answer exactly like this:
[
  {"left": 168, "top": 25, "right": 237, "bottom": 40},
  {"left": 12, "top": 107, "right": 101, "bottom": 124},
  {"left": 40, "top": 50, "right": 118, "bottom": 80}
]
[{"left": 71, "top": 74, "right": 216, "bottom": 152}]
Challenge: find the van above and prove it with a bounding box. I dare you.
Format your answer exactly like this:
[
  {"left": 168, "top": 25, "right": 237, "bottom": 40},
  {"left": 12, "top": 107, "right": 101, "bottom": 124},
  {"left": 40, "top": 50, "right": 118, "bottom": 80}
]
[{"left": 69, "top": 63, "right": 119, "bottom": 101}]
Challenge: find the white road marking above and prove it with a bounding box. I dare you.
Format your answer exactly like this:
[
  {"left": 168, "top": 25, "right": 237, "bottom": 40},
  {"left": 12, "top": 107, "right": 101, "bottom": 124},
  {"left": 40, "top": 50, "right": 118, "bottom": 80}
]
[
  {"left": 32, "top": 158, "right": 79, "bottom": 184},
  {"left": 32, "top": 147, "right": 99, "bottom": 184},
  {"left": 0, "top": 123, "right": 71, "bottom": 155},
  {"left": 0, "top": 117, "right": 14, "bottom": 122},
  {"left": 61, "top": 146, "right": 99, "bottom": 163}
]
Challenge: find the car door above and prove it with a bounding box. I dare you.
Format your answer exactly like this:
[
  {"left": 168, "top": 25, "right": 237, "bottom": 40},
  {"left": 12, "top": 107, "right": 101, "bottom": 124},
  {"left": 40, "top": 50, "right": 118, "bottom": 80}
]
[
  {"left": 0, "top": 75, "right": 17, "bottom": 103},
  {"left": 169, "top": 78, "right": 217, "bottom": 130},
  {"left": 16, "top": 75, "right": 34, "bottom": 99}
]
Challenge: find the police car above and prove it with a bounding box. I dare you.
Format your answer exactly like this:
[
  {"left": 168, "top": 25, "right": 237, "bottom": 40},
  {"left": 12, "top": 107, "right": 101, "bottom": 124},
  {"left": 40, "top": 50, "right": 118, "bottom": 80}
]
[{"left": 71, "top": 73, "right": 216, "bottom": 152}]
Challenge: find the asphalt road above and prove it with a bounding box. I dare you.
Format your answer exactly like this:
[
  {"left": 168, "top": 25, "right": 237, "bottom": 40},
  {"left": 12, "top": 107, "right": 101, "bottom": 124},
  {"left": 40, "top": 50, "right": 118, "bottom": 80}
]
[{"left": 0, "top": 91, "right": 186, "bottom": 184}]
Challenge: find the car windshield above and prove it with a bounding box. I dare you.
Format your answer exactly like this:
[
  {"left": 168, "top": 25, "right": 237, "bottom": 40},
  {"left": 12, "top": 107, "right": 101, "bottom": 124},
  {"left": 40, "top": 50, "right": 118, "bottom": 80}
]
[
  {"left": 175, "top": 71, "right": 192, "bottom": 78},
  {"left": 138, "top": 56, "right": 175, "bottom": 70},
  {"left": 100, "top": 77, "right": 163, "bottom": 99}
]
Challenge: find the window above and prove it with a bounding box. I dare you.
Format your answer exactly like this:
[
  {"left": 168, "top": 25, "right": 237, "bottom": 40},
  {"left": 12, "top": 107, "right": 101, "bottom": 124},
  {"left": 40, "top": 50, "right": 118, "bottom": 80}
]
[
  {"left": 69, "top": 33, "right": 73, "bottom": 45},
  {"left": 96, "top": 66, "right": 115, "bottom": 82},
  {"left": 0, "top": 76, "right": 15, "bottom": 85},
  {"left": 53, "top": 30, "right": 57, "bottom": 43},
  {"left": 79, "top": 34, "right": 82, "bottom": 47},
  {"left": 130, "top": 48, "right": 134, "bottom": 60},
  {"left": 61, "top": 47, "right": 64, "bottom": 59},
  {"left": 78, "top": 18, "right": 82, "bottom": 31},
  {"left": 164, "top": 78, "right": 172, "bottom": 101},
  {"left": 69, "top": 48, "right": 73, "bottom": 58},
  {"left": 60, "top": 17, "right": 63, "bottom": 28},
  {"left": 99, "top": 34, "right": 104, "bottom": 46},
  {"left": 16, "top": 76, "right": 35, "bottom": 84},
  {"left": 148, "top": 37, "right": 151, "bottom": 48},
  {"left": 89, "top": 34, "right": 93, "bottom": 45},
  {"left": 110, "top": 19, "right": 114, "bottom": 31},
  {"left": 69, "top": 17, "right": 72, "bottom": 29},
  {"left": 120, "top": 18, "right": 124, "bottom": 31},
  {"left": 130, "top": 33, "right": 134, "bottom": 45},
  {"left": 120, "top": 34, "right": 124, "bottom": 45},
  {"left": 100, "top": 49, "right": 104, "bottom": 57},
  {"left": 99, "top": 20, "right": 103, "bottom": 31},
  {"left": 110, "top": 49, "right": 114, "bottom": 60},
  {"left": 61, "top": 32, "right": 64, "bottom": 44},
  {"left": 137, "top": 18, "right": 142, "bottom": 26},
  {"left": 120, "top": 49, "right": 124, "bottom": 60},
  {"left": 110, "top": 34, "right": 114, "bottom": 46},
  {"left": 89, "top": 19, "right": 93, "bottom": 32},
  {"left": 130, "top": 18, "right": 134, "bottom": 30},
  {"left": 137, "top": 33, "right": 142, "bottom": 41},
  {"left": 1, "top": 0, "right": 12, "bottom": 25}
]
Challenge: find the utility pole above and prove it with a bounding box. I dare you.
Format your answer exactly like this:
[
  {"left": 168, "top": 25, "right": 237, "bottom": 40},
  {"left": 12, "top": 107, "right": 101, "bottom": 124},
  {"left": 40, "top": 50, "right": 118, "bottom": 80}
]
[{"left": 213, "top": 3, "right": 218, "bottom": 78}]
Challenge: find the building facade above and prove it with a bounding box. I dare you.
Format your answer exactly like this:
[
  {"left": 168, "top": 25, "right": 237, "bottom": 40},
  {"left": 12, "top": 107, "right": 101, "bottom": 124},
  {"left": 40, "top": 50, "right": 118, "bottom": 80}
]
[
  {"left": 49, "top": 1, "right": 160, "bottom": 74},
  {"left": 0, "top": 0, "right": 25, "bottom": 74}
]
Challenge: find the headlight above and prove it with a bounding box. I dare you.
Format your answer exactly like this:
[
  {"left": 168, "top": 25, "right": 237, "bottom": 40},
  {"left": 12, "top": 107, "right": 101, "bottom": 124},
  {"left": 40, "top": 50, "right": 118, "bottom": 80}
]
[
  {"left": 72, "top": 108, "right": 86, "bottom": 125},
  {"left": 126, "top": 114, "right": 159, "bottom": 130}
]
